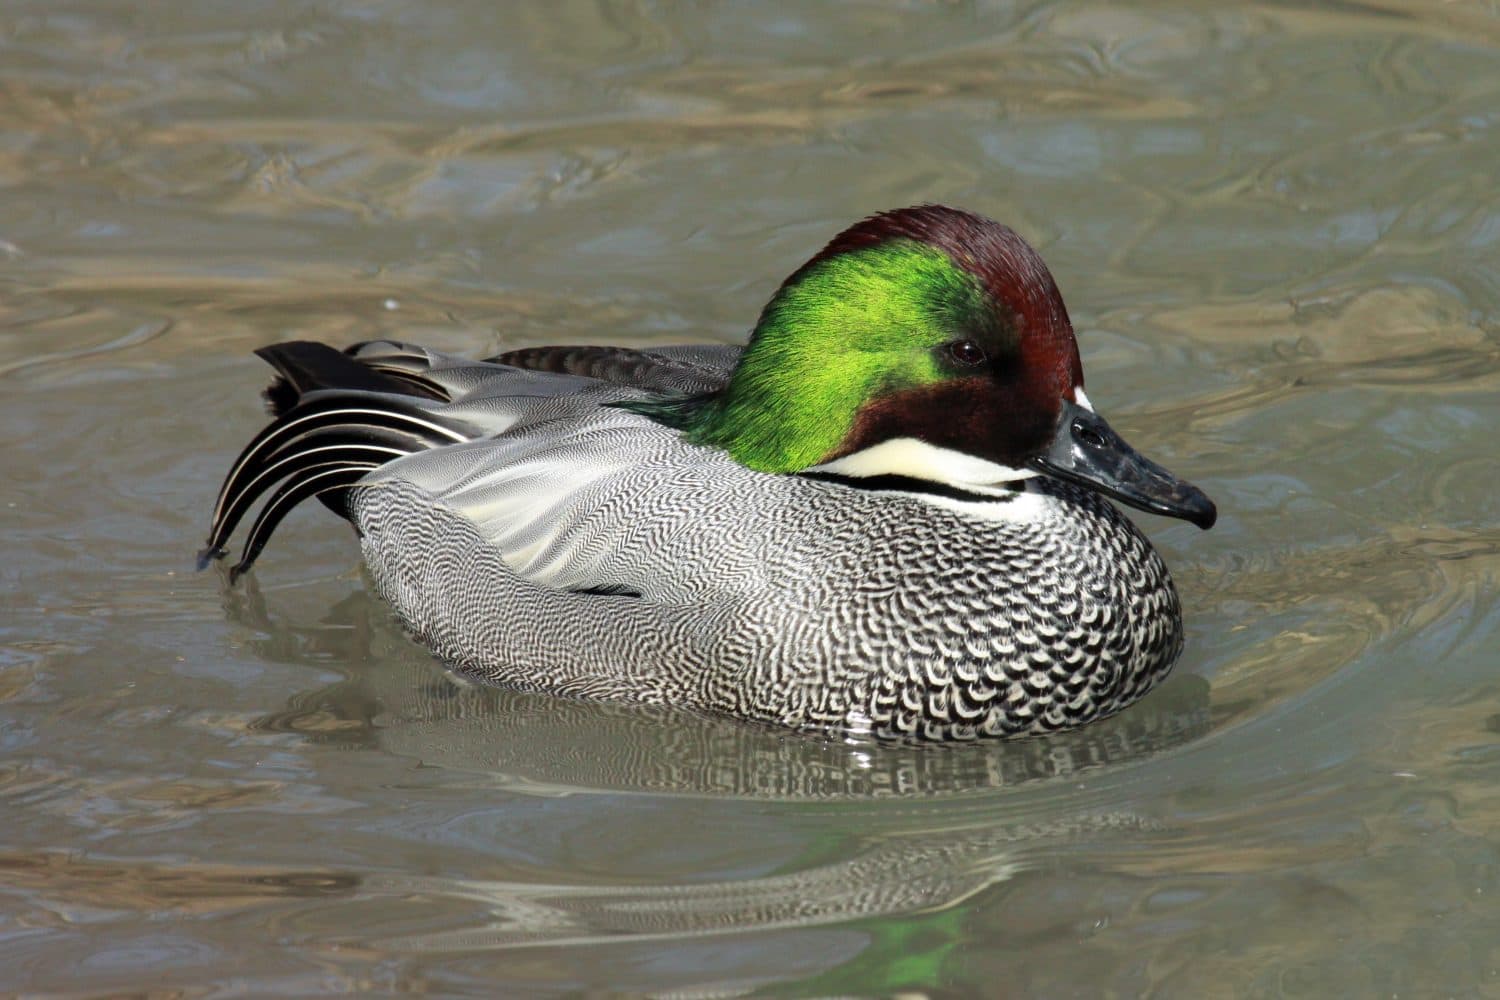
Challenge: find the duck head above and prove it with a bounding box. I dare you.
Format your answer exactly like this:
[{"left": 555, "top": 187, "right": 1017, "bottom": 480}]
[{"left": 630, "top": 204, "right": 1215, "bottom": 529}]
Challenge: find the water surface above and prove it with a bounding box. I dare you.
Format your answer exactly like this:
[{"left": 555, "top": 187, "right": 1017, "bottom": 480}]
[{"left": 3, "top": 1, "right": 1499, "bottom": 994}]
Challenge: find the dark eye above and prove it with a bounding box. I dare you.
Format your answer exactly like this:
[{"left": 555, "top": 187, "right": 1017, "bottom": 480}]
[{"left": 946, "top": 339, "right": 986, "bottom": 367}]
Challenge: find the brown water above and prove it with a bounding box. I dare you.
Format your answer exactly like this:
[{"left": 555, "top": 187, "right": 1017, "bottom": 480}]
[{"left": 3, "top": 1, "right": 1499, "bottom": 995}]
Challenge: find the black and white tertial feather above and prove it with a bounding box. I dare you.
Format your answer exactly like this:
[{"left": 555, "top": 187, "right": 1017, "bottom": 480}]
[{"left": 201, "top": 339, "right": 1185, "bottom": 741}]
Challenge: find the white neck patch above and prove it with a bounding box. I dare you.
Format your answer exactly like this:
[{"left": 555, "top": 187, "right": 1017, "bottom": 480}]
[
  {"left": 810, "top": 438, "right": 1051, "bottom": 524},
  {"left": 810, "top": 437, "right": 1036, "bottom": 491}
]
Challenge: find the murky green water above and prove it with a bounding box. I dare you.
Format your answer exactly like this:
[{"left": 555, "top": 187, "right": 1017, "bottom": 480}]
[{"left": 3, "top": 1, "right": 1499, "bottom": 994}]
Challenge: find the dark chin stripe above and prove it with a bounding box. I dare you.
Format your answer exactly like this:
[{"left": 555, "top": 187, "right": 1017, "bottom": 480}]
[{"left": 799, "top": 471, "right": 1022, "bottom": 504}]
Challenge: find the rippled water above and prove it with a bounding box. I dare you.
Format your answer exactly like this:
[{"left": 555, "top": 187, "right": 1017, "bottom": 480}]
[{"left": 3, "top": 1, "right": 1499, "bottom": 994}]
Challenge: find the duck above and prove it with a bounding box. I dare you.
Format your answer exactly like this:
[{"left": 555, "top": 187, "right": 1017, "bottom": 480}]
[{"left": 200, "top": 205, "right": 1216, "bottom": 742}]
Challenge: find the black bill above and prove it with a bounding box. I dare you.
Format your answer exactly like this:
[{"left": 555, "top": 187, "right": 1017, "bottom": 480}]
[{"left": 1030, "top": 399, "right": 1217, "bottom": 529}]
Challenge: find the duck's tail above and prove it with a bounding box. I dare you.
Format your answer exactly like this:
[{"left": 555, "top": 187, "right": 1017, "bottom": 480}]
[{"left": 199, "top": 341, "right": 473, "bottom": 581}]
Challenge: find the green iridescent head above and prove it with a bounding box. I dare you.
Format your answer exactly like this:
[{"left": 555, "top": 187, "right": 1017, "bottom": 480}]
[
  {"left": 626, "top": 205, "right": 1084, "bottom": 474},
  {"left": 621, "top": 204, "right": 1215, "bottom": 526}
]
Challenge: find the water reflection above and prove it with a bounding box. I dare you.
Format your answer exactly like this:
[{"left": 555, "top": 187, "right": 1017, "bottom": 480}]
[{"left": 200, "top": 576, "right": 1212, "bottom": 955}]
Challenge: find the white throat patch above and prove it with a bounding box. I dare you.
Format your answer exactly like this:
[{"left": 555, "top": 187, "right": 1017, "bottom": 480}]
[
  {"left": 810, "top": 438, "right": 1050, "bottom": 524},
  {"left": 810, "top": 438, "right": 1036, "bottom": 491}
]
